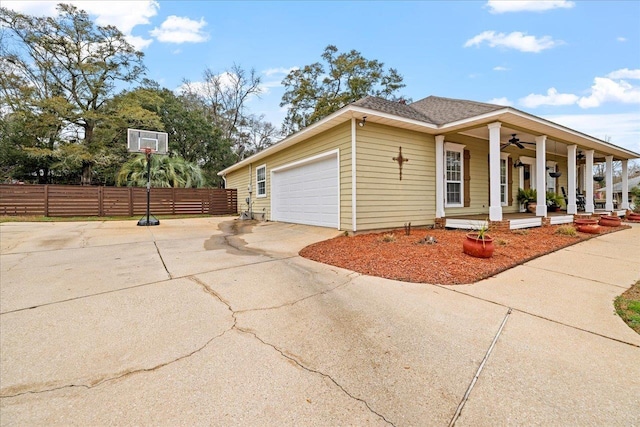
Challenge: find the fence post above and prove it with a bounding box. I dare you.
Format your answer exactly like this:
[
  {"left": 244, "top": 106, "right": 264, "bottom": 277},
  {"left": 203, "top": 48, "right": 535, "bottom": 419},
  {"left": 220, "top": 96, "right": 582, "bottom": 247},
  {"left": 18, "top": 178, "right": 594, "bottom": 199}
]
[
  {"left": 172, "top": 187, "right": 176, "bottom": 215},
  {"left": 129, "top": 187, "right": 133, "bottom": 216},
  {"left": 44, "top": 185, "right": 49, "bottom": 217},
  {"left": 98, "top": 186, "right": 104, "bottom": 216}
]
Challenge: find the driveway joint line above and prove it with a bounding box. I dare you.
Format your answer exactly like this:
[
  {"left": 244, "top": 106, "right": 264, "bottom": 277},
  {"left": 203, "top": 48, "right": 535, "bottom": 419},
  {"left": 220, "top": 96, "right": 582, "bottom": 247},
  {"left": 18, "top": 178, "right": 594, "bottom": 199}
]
[
  {"left": 521, "top": 265, "right": 632, "bottom": 289},
  {"left": 449, "top": 308, "right": 512, "bottom": 427},
  {"left": 434, "top": 284, "right": 640, "bottom": 348},
  {"left": 153, "top": 241, "right": 172, "bottom": 279}
]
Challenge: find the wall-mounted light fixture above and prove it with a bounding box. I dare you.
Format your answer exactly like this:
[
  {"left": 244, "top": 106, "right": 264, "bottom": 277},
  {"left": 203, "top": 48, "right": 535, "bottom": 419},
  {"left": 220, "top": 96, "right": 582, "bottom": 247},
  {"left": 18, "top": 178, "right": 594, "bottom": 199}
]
[
  {"left": 513, "top": 159, "right": 525, "bottom": 168},
  {"left": 358, "top": 116, "right": 367, "bottom": 127}
]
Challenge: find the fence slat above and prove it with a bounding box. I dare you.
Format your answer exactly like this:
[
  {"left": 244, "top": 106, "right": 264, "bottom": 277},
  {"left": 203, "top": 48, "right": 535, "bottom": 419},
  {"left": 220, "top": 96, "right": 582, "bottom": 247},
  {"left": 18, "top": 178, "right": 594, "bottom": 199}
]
[{"left": 0, "top": 184, "right": 237, "bottom": 218}]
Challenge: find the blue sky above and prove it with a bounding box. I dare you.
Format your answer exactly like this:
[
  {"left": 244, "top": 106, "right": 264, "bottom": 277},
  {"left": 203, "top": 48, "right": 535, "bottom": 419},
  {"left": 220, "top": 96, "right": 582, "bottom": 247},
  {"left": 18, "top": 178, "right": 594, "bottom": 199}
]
[{"left": 5, "top": 0, "right": 640, "bottom": 154}]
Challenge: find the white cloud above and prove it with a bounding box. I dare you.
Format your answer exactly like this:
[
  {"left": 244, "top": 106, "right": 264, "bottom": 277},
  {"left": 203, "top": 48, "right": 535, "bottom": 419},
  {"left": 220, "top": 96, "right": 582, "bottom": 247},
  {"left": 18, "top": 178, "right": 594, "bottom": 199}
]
[
  {"left": 488, "top": 97, "right": 513, "bottom": 106},
  {"left": 545, "top": 113, "right": 640, "bottom": 154},
  {"left": 464, "top": 31, "right": 560, "bottom": 53},
  {"left": 617, "top": 36, "right": 627, "bottom": 42},
  {"left": 578, "top": 77, "right": 640, "bottom": 108},
  {"left": 486, "top": 0, "right": 575, "bottom": 14},
  {"left": 487, "top": 96, "right": 513, "bottom": 107},
  {"left": 262, "top": 67, "right": 298, "bottom": 77},
  {"left": 606, "top": 68, "right": 640, "bottom": 80},
  {"left": 493, "top": 66, "right": 509, "bottom": 71},
  {"left": 519, "top": 88, "right": 579, "bottom": 108},
  {"left": 150, "top": 15, "right": 209, "bottom": 44},
  {"left": 1, "top": 1, "right": 158, "bottom": 50}
]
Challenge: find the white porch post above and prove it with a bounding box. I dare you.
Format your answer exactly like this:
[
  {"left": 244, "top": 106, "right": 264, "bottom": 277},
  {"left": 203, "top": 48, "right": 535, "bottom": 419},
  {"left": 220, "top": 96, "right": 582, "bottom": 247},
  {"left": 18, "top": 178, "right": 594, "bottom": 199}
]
[
  {"left": 567, "top": 145, "right": 577, "bottom": 214},
  {"left": 435, "top": 135, "right": 445, "bottom": 218},
  {"left": 605, "top": 155, "right": 614, "bottom": 211},
  {"left": 535, "top": 135, "right": 547, "bottom": 217},
  {"left": 621, "top": 159, "right": 629, "bottom": 210},
  {"left": 585, "top": 150, "right": 595, "bottom": 213},
  {"left": 488, "top": 122, "right": 502, "bottom": 221}
]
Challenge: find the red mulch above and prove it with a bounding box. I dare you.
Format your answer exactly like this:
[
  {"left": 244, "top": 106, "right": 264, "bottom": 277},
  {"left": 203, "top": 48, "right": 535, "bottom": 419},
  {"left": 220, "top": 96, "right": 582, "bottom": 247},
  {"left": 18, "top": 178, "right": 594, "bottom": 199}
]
[{"left": 299, "top": 223, "right": 631, "bottom": 285}]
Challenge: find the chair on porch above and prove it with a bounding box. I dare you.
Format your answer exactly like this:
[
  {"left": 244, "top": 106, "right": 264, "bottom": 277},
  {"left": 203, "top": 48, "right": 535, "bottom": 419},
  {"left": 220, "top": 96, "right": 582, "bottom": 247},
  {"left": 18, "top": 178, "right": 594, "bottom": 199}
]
[{"left": 561, "top": 187, "right": 569, "bottom": 207}]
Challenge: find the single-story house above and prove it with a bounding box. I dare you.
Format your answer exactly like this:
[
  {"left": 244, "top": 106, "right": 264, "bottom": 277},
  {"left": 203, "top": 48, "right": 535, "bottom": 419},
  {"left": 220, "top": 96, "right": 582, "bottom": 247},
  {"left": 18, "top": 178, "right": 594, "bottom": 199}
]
[
  {"left": 596, "top": 175, "right": 640, "bottom": 207},
  {"left": 218, "top": 96, "right": 640, "bottom": 232}
]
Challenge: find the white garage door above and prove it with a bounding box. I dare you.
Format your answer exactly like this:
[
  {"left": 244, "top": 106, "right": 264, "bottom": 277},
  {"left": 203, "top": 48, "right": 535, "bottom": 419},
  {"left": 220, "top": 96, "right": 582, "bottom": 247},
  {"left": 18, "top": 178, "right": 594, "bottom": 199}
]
[{"left": 271, "top": 153, "right": 339, "bottom": 228}]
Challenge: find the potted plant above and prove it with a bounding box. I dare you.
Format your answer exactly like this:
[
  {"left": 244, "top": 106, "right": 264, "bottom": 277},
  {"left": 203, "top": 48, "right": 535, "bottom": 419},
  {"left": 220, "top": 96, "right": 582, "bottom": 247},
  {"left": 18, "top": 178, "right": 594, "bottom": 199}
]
[
  {"left": 546, "top": 191, "right": 564, "bottom": 212},
  {"left": 463, "top": 222, "right": 494, "bottom": 258},
  {"left": 517, "top": 188, "right": 537, "bottom": 213}
]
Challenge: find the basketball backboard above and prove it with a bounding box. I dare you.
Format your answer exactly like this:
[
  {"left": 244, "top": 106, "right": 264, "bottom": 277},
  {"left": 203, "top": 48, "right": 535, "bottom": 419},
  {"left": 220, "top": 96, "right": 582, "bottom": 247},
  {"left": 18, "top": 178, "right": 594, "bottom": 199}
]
[{"left": 127, "top": 129, "right": 168, "bottom": 154}]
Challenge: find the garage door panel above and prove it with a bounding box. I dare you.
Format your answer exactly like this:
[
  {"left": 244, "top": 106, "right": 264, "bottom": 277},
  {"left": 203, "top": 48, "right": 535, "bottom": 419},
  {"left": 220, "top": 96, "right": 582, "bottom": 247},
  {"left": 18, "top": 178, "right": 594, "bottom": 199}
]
[{"left": 272, "top": 155, "right": 339, "bottom": 228}]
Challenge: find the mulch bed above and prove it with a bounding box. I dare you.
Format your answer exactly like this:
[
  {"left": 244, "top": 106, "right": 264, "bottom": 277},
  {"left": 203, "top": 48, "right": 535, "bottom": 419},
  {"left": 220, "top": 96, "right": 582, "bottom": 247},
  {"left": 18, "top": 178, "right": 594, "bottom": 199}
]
[{"left": 299, "top": 223, "right": 632, "bottom": 285}]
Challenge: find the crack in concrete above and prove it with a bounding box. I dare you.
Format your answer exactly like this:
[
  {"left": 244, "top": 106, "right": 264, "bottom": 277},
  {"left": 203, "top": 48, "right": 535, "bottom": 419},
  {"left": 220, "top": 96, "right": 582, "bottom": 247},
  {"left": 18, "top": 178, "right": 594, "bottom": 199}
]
[
  {"left": 1, "top": 325, "right": 233, "bottom": 399},
  {"left": 235, "top": 326, "right": 396, "bottom": 427},
  {"left": 153, "top": 241, "right": 172, "bottom": 279},
  {"left": 523, "top": 264, "right": 632, "bottom": 289},
  {"left": 188, "top": 274, "right": 394, "bottom": 426},
  {"left": 235, "top": 272, "right": 360, "bottom": 315}
]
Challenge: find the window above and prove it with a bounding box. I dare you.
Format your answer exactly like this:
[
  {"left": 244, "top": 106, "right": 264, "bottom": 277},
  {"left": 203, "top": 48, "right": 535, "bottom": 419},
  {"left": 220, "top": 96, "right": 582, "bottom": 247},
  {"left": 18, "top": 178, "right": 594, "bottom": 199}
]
[
  {"left": 445, "top": 143, "right": 464, "bottom": 207},
  {"left": 256, "top": 165, "right": 266, "bottom": 198},
  {"left": 546, "top": 161, "right": 557, "bottom": 193},
  {"left": 500, "top": 153, "right": 510, "bottom": 206}
]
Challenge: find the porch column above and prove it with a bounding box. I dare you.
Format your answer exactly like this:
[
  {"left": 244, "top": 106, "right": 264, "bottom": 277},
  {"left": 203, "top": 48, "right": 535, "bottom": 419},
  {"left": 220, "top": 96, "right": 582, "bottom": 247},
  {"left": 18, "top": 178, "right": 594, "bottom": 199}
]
[
  {"left": 567, "top": 145, "right": 577, "bottom": 214},
  {"left": 585, "top": 150, "right": 595, "bottom": 213},
  {"left": 435, "top": 135, "right": 445, "bottom": 218},
  {"left": 488, "top": 122, "right": 502, "bottom": 221},
  {"left": 621, "top": 159, "right": 629, "bottom": 210},
  {"left": 605, "top": 155, "right": 614, "bottom": 211},
  {"left": 535, "top": 135, "right": 547, "bottom": 217}
]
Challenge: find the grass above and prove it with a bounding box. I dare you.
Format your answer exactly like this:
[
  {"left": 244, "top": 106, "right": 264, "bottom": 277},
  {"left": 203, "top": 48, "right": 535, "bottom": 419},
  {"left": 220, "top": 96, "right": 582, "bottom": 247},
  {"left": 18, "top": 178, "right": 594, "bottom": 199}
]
[
  {"left": 614, "top": 280, "right": 640, "bottom": 334},
  {"left": 555, "top": 225, "right": 578, "bottom": 237},
  {"left": 380, "top": 233, "right": 396, "bottom": 243},
  {"left": 0, "top": 214, "right": 220, "bottom": 223}
]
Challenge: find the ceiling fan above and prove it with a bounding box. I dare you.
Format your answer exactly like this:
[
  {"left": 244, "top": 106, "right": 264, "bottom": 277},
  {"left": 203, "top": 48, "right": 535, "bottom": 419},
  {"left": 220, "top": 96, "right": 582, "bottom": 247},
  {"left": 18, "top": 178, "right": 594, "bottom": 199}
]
[{"left": 501, "top": 134, "right": 535, "bottom": 150}]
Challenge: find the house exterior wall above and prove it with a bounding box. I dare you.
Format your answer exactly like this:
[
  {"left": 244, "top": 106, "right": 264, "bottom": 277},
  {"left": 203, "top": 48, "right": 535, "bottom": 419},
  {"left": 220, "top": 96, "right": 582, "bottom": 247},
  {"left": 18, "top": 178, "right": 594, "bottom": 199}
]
[
  {"left": 224, "top": 122, "right": 352, "bottom": 227},
  {"left": 354, "top": 123, "right": 436, "bottom": 230}
]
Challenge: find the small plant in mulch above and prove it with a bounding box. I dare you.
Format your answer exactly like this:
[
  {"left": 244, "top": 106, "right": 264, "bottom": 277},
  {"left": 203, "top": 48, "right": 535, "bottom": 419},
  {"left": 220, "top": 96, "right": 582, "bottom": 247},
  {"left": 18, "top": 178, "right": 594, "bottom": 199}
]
[
  {"left": 555, "top": 225, "right": 578, "bottom": 237},
  {"left": 416, "top": 236, "right": 437, "bottom": 245},
  {"left": 495, "top": 238, "right": 508, "bottom": 246},
  {"left": 512, "top": 229, "right": 529, "bottom": 235},
  {"left": 380, "top": 233, "right": 396, "bottom": 243}
]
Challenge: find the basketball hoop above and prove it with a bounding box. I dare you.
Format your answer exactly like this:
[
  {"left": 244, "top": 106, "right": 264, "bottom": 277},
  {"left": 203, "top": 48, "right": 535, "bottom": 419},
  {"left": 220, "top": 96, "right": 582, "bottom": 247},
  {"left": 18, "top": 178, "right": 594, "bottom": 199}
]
[{"left": 127, "top": 129, "right": 167, "bottom": 227}]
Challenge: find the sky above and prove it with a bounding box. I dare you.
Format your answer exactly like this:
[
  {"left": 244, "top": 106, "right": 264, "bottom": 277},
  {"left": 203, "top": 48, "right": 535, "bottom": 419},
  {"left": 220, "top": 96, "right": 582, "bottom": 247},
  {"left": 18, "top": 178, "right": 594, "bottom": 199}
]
[{"left": 4, "top": 0, "right": 640, "bottom": 154}]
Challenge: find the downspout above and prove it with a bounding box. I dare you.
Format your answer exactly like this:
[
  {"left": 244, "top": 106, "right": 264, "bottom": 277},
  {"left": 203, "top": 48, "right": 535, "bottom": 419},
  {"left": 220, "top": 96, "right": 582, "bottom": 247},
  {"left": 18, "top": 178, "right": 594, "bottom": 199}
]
[{"left": 351, "top": 117, "right": 357, "bottom": 232}]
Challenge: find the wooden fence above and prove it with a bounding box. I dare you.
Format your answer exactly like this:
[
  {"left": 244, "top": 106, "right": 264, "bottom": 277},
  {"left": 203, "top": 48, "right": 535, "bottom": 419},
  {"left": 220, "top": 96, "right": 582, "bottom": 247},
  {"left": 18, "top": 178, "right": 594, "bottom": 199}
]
[{"left": 0, "top": 184, "right": 237, "bottom": 217}]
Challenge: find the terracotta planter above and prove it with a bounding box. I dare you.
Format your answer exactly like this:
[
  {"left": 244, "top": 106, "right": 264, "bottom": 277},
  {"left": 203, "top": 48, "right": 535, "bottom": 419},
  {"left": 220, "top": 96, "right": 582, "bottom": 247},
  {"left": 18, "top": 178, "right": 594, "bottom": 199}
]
[
  {"left": 526, "top": 202, "right": 537, "bottom": 213},
  {"left": 463, "top": 233, "right": 494, "bottom": 258},
  {"left": 574, "top": 218, "right": 598, "bottom": 226},
  {"left": 576, "top": 224, "right": 601, "bottom": 234},
  {"left": 627, "top": 213, "right": 640, "bottom": 221},
  {"left": 599, "top": 215, "right": 621, "bottom": 227}
]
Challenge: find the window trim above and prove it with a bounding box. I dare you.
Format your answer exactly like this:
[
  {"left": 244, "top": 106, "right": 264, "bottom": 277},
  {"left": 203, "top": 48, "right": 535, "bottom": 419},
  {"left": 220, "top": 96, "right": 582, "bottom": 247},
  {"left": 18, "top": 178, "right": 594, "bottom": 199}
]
[
  {"left": 256, "top": 164, "right": 267, "bottom": 198},
  {"left": 444, "top": 142, "right": 465, "bottom": 208},
  {"left": 500, "top": 153, "right": 510, "bottom": 207}
]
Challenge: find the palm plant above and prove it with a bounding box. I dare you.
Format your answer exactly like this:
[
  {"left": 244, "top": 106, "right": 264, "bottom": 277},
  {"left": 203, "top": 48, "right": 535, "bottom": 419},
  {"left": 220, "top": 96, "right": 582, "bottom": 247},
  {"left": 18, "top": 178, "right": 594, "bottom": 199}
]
[{"left": 116, "top": 154, "right": 205, "bottom": 188}]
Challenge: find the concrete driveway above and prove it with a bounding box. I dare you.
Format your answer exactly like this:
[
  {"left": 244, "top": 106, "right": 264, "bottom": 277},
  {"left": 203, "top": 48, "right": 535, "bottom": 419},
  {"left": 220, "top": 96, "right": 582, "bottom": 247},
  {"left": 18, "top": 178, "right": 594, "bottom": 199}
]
[{"left": 1, "top": 217, "right": 639, "bottom": 426}]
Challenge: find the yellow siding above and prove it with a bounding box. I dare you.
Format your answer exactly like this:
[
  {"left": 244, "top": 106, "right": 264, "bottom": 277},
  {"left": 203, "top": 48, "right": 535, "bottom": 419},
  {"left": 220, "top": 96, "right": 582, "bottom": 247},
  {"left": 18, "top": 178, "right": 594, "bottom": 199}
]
[
  {"left": 355, "top": 123, "right": 436, "bottom": 230},
  {"left": 224, "top": 122, "right": 352, "bottom": 228}
]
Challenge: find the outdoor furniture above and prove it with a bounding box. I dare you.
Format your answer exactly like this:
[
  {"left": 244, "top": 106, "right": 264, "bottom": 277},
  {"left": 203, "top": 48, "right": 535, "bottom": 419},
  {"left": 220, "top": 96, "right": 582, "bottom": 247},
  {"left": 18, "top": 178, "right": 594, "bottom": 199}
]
[{"left": 576, "top": 193, "right": 586, "bottom": 211}]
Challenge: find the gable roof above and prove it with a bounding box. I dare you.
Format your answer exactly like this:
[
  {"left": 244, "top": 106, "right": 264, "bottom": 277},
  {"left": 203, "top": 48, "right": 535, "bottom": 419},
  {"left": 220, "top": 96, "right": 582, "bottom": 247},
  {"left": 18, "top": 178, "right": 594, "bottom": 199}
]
[
  {"left": 219, "top": 94, "right": 639, "bottom": 176},
  {"left": 596, "top": 175, "right": 640, "bottom": 193},
  {"left": 351, "top": 96, "right": 435, "bottom": 123},
  {"left": 409, "top": 96, "right": 505, "bottom": 125}
]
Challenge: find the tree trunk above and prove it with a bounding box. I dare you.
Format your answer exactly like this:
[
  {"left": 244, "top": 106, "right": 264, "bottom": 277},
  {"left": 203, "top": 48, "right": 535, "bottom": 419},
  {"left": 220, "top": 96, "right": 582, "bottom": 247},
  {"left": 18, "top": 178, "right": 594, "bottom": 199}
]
[{"left": 81, "top": 161, "right": 92, "bottom": 186}]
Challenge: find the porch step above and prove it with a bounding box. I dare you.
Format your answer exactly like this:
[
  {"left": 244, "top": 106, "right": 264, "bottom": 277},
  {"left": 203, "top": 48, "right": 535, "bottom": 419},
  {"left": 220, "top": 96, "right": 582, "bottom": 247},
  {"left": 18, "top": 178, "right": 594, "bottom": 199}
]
[{"left": 510, "top": 217, "right": 542, "bottom": 230}]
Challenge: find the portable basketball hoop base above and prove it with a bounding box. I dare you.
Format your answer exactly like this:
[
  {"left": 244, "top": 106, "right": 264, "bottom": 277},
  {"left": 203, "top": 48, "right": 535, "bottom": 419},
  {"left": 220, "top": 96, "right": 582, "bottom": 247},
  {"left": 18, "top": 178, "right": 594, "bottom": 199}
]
[{"left": 137, "top": 147, "right": 160, "bottom": 227}]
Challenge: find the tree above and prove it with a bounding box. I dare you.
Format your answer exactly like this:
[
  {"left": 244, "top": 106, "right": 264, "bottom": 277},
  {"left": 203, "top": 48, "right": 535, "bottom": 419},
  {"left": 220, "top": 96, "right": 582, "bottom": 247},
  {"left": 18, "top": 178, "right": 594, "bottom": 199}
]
[
  {"left": 0, "top": 4, "right": 145, "bottom": 184},
  {"left": 179, "top": 64, "right": 280, "bottom": 161},
  {"left": 116, "top": 154, "right": 205, "bottom": 188},
  {"left": 280, "top": 45, "right": 406, "bottom": 134}
]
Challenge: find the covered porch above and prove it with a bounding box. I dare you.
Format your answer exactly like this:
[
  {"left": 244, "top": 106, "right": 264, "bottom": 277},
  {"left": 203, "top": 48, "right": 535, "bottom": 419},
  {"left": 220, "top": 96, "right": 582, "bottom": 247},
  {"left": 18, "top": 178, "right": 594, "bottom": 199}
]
[{"left": 434, "top": 116, "right": 638, "bottom": 226}]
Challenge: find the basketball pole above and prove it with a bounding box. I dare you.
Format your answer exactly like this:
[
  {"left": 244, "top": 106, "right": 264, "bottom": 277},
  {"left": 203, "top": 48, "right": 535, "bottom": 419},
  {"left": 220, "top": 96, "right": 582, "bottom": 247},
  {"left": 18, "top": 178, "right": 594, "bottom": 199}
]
[{"left": 137, "top": 148, "right": 160, "bottom": 226}]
